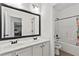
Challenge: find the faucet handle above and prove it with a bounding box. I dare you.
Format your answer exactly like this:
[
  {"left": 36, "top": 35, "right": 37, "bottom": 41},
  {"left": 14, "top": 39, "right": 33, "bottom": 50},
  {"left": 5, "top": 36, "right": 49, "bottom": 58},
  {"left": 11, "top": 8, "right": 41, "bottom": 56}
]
[
  {"left": 33, "top": 37, "right": 37, "bottom": 40},
  {"left": 10, "top": 40, "right": 18, "bottom": 44}
]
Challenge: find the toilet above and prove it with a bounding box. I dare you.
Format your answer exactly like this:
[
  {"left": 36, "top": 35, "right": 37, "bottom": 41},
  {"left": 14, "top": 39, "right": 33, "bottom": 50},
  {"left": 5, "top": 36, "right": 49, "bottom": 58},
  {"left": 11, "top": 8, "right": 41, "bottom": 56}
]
[
  {"left": 55, "top": 35, "right": 62, "bottom": 56},
  {"left": 55, "top": 43, "right": 62, "bottom": 56}
]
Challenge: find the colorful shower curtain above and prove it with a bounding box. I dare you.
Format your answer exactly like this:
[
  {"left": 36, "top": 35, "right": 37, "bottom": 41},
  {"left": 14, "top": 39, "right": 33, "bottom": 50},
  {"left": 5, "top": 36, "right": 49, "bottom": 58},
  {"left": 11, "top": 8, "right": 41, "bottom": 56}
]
[{"left": 76, "top": 18, "right": 79, "bottom": 46}]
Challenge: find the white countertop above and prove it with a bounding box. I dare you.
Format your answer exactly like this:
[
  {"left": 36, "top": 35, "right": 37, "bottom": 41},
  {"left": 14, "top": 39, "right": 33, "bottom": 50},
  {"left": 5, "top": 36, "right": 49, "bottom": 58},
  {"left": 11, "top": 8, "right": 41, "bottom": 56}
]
[{"left": 0, "top": 39, "right": 50, "bottom": 55}]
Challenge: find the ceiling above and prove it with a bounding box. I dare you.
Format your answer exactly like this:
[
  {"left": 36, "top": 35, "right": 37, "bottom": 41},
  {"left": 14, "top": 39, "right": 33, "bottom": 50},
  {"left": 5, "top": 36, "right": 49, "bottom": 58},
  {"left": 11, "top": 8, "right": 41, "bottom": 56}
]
[
  {"left": 53, "top": 3, "right": 79, "bottom": 11},
  {"left": 5, "top": 3, "right": 79, "bottom": 12}
]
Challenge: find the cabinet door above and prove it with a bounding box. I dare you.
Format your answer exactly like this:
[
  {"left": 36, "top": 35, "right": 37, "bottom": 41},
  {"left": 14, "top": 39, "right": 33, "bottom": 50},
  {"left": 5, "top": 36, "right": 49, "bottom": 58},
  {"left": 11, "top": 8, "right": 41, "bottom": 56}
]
[
  {"left": 33, "top": 44, "right": 42, "bottom": 56},
  {"left": 17, "top": 47, "right": 32, "bottom": 56},
  {"left": 42, "top": 42, "right": 50, "bottom": 56}
]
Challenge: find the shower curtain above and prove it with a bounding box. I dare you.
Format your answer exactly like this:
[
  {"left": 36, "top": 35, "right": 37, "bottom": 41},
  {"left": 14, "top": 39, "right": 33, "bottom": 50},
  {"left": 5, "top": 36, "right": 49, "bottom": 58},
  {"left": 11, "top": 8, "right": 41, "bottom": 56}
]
[{"left": 76, "top": 18, "right": 79, "bottom": 46}]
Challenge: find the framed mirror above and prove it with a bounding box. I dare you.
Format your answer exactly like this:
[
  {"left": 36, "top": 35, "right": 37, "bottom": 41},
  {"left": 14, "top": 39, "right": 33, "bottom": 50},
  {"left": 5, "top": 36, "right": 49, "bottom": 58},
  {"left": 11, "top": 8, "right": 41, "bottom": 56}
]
[{"left": 0, "top": 3, "right": 41, "bottom": 40}]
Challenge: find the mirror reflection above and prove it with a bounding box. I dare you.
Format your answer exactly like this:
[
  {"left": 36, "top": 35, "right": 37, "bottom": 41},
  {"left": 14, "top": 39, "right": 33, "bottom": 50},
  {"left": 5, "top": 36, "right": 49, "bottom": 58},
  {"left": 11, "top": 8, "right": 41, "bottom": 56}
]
[{"left": 1, "top": 4, "right": 40, "bottom": 39}]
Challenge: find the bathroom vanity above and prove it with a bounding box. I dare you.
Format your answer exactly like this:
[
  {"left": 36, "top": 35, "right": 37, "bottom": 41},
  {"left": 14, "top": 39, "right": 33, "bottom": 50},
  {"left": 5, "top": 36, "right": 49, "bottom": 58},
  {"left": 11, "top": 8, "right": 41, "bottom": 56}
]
[
  {"left": 0, "top": 39, "right": 50, "bottom": 56},
  {"left": 0, "top": 4, "right": 51, "bottom": 56}
]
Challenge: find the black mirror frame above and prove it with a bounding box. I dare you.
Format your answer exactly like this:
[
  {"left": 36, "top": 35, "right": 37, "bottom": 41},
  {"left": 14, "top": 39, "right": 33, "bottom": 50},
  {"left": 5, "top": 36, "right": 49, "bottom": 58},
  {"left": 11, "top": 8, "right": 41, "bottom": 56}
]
[{"left": 0, "top": 3, "right": 41, "bottom": 41}]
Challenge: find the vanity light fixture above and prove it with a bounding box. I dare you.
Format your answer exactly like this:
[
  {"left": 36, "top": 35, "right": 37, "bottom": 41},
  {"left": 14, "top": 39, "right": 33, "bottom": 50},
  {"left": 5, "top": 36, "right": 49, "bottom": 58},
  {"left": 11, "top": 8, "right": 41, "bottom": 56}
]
[
  {"left": 31, "top": 3, "right": 40, "bottom": 14},
  {"left": 32, "top": 4, "right": 39, "bottom": 8}
]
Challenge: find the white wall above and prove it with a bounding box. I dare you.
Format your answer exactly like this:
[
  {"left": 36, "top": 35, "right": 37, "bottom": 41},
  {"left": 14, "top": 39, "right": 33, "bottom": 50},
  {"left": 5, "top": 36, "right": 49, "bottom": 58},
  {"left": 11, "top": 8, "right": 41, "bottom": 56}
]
[
  {"left": 55, "top": 4, "right": 79, "bottom": 55},
  {"left": 5, "top": 3, "right": 41, "bottom": 14},
  {"left": 0, "top": 3, "right": 54, "bottom": 55},
  {"left": 41, "top": 4, "right": 54, "bottom": 55}
]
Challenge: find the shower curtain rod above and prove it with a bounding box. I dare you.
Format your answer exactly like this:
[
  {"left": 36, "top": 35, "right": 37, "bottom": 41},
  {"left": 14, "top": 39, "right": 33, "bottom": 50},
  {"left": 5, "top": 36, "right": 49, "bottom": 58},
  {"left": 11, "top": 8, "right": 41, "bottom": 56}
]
[{"left": 55, "top": 15, "right": 79, "bottom": 21}]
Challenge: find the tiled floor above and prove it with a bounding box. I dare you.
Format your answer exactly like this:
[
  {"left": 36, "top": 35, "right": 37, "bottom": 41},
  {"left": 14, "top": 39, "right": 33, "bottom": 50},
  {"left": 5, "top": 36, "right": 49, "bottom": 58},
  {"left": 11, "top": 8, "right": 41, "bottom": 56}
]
[
  {"left": 60, "top": 50, "right": 73, "bottom": 56},
  {"left": 55, "top": 50, "right": 73, "bottom": 56}
]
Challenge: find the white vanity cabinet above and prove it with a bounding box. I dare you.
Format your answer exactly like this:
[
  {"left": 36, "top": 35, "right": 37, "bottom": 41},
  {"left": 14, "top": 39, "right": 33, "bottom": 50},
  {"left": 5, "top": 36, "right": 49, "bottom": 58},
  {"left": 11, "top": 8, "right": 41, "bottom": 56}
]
[
  {"left": 0, "top": 41, "right": 50, "bottom": 56},
  {"left": 33, "top": 41, "right": 50, "bottom": 56},
  {"left": 1, "top": 47, "right": 32, "bottom": 56},
  {"left": 42, "top": 42, "right": 50, "bottom": 56},
  {"left": 16, "top": 47, "right": 33, "bottom": 56},
  {"left": 33, "top": 43, "right": 43, "bottom": 56}
]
